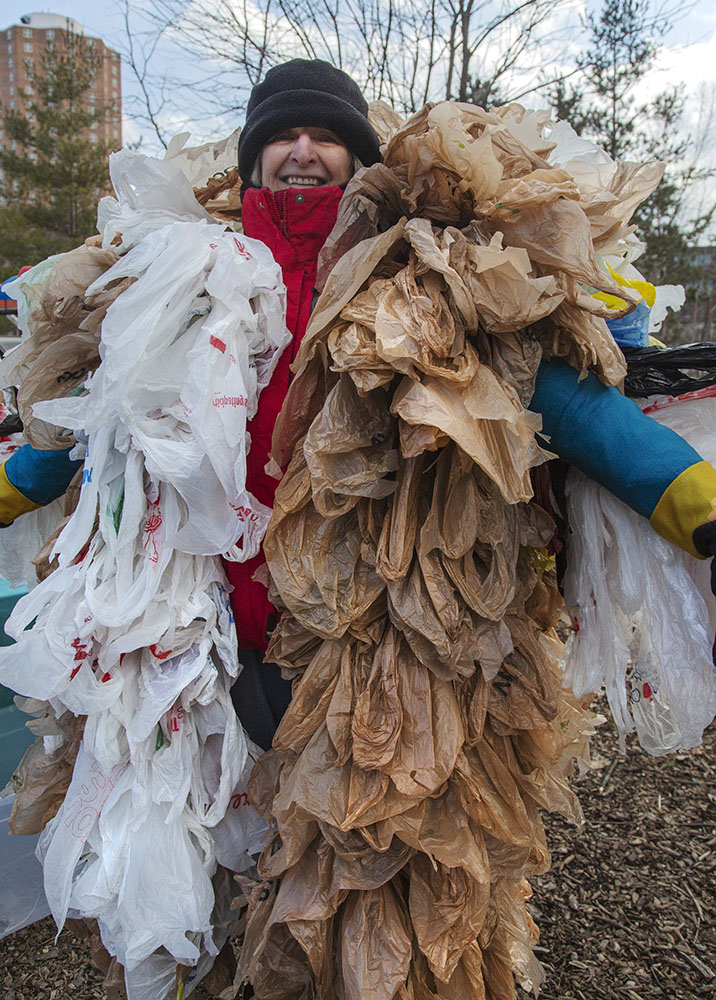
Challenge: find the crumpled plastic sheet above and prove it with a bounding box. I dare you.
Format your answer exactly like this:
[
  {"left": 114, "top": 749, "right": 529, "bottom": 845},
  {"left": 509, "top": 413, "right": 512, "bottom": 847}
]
[
  {"left": 1, "top": 697, "right": 85, "bottom": 834},
  {"left": 164, "top": 128, "right": 241, "bottom": 190},
  {"left": 0, "top": 496, "right": 65, "bottom": 589},
  {"left": 562, "top": 393, "right": 716, "bottom": 755},
  {"left": 0, "top": 149, "right": 285, "bottom": 999},
  {"left": 274, "top": 101, "right": 641, "bottom": 472},
  {"left": 0, "top": 243, "right": 126, "bottom": 450},
  {"left": 233, "top": 98, "right": 662, "bottom": 1000},
  {"left": 165, "top": 130, "right": 244, "bottom": 228}
]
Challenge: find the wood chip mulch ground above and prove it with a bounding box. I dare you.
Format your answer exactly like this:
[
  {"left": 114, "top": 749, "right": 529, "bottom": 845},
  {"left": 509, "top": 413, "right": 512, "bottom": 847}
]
[{"left": 2, "top": 698, "right": 715, "bottom": 1000}]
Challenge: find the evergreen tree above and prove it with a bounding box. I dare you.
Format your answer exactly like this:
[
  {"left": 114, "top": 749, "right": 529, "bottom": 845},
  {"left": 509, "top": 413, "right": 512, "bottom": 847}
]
[
  {"left": 633, "top": 88, "right": 714, "bottom": 289},
  {"left": 0, "top": 26, "right": 113, "bottom": 277},
  {"left": 548, "top": 0, "right": 715, "bottom": 339},
  {"left": 577, "top": 0, "right": 661, "bottom": 159}
]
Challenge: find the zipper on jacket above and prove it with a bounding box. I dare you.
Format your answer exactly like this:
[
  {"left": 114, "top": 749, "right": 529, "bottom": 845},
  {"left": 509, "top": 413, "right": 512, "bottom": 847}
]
[{"left": 290, "top": 271, "right": 310, "bottom": 362}]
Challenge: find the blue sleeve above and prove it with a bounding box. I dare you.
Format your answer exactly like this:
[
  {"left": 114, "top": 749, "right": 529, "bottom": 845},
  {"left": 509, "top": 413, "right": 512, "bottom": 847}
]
[
  {"left": 531, "top": 359, "right": 702, "bottom": 519},
  {"left": 4, "top": 444, "right": 83, "bottom": 505}
]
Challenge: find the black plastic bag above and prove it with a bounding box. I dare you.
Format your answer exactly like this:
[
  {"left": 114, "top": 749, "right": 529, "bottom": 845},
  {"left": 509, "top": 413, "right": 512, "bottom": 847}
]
[{"left": 623, "top": 343, "right": 716, "bottom": 398}]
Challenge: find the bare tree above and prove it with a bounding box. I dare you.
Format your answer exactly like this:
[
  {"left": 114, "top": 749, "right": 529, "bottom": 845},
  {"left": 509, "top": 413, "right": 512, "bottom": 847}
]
[
  {"left": 134, "top": 0, "right": 573, "bottom": 120},
  {"left": 111, "top": 0, "right": 175, "bottom": 147}
]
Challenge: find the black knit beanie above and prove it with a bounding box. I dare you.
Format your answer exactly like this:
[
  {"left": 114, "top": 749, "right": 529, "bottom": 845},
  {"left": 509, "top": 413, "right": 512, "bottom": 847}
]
[{"left": 237, "top": 59, "right": 381, "bottom": 183}]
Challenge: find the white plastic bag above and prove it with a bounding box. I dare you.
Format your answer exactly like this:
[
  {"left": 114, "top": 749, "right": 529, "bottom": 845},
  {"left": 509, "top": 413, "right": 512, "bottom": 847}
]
[
  {"left": 562, "top": 392, "right": 716, "bottom": 753},
  {"left": 0, "top": 255, "right": 66, "bottom": 341},
  {"left": 98, "top": 149, "right": 215, "bottom": 251},
  {"left": 34, "top": 222, "right": 287, "bottom": 558},
  {"left": 0, "top": 495, "right": 65, "bottom": 589},
  {"left": 164, "top": 129, "right": 240, "bottom": 189},
  {"left": 207, "top": 734, "right": 269, "bottom": 871},
  {"left": 0, "top": 145, "right": 285, "bottom": 999}
]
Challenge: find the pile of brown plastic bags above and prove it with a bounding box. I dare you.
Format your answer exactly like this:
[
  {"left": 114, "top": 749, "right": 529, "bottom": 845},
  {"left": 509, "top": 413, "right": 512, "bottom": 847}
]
[
  {"left": 233, "top": 102, "right": 664, "bottom": 999},
  {"left": 0, "top": 99, "right": 670, "bottom": 1000}
]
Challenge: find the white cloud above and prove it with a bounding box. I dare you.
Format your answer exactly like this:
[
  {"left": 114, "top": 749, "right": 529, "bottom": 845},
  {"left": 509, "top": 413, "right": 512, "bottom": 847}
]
[{"left": 655, "top": 25, "right": 716, "bottom": 91}]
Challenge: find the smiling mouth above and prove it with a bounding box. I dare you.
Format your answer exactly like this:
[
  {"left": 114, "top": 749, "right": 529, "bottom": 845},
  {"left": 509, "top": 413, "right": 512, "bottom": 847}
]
[{"left": 282, "top": 176, "right": 326, "bottom": 186}]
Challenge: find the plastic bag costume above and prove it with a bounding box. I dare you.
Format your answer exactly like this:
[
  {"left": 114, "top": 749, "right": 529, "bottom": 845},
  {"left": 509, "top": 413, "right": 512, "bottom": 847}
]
[{"left": 0, "top": 102, "right": 715, "bottom": 1000}]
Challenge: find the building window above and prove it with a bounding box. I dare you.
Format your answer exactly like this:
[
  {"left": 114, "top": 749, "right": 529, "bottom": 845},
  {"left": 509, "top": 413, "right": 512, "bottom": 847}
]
[
  {"left": 46, "top": 41, "right": 54, "bottom": 51},
  {"left": 22, "top": 28, "right": 32, "bottom": 38},
  {"left": 9, "top": 85, "right": 14, "bottom": 95},
  {"left": 46, "top": 29, "right": 55, "bottom": 39},
  {"left": 86, "top": 38, "right": 94, "bottom": 47},
  {"left": 24, "top": 42, "right": 33, "bottom": 53}
]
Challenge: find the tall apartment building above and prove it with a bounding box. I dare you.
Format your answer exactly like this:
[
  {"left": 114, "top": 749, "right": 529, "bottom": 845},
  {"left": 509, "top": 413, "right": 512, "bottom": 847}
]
[{"left": 0, "top": 11, "right": 122, "bottom": 155}]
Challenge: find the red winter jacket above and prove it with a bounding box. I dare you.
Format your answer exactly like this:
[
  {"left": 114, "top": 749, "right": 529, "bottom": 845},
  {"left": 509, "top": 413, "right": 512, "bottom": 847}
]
[{"left": 222, "top": 184, "right": 343, "bottom": 651}]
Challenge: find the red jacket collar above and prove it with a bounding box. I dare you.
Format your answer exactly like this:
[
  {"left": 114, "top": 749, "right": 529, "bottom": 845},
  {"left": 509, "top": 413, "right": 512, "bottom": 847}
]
[{"left": 241, "top": 186, "right": 343, "bottom": 268}]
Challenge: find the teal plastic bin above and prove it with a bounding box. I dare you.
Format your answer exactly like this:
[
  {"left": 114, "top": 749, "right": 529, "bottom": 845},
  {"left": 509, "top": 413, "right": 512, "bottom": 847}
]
[
  {"left": 0, "top": 578, "right": 49, "bottom": 939},
  {"left": 0, "top": 579, "right": 33, "bottom": 788}
]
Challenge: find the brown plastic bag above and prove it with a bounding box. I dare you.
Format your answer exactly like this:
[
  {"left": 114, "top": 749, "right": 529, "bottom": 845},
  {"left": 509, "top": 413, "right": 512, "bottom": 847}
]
[
  {"left": 18, "top": 331, "right": 100, "bottom": 448},
  {"left": 248, "top": 96, "right": 659, "bottom": 1000},
  {"left": 340, "top": 884, "right": 412, "bottom": 1000},
  {"left": 391, "top": 368, "right": 547, "bottom": 505},
  {"left": 4, "top": 704, "right": 85, "bottom": 834},
  {"left": 303, "top": 377, "right": 398, "bottom": 518}
]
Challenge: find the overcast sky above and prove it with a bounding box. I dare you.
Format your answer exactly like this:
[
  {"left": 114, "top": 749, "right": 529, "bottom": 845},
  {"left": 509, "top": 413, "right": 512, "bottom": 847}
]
[{"left": 3, "top": 1, "right": 716, "bottom": 157}]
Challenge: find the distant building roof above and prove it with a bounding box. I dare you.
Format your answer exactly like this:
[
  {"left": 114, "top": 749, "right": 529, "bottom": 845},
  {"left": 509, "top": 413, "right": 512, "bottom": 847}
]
[{"left": 17, "top": 11, "right": 83, "bottom": 33}]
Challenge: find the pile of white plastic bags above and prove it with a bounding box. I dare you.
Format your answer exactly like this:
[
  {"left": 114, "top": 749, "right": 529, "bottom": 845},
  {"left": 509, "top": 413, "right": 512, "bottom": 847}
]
[
  {"left": 0, "top": 148, "right": 288, "bottom": 998},
  {"left": 562, "top": 393, "right": 716, "bottom": 756}
]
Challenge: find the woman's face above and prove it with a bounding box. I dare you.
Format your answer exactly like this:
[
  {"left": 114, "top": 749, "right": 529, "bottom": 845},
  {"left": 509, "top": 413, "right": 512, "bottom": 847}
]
[{"left": 260, "top": 127, "right": 353, "bottom": 192}]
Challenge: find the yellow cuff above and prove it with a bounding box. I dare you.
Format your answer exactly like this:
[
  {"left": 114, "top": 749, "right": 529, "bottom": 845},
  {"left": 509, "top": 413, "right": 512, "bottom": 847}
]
[
  {"left": 650, "top": 460, "right": 716, "bottom": 558},
  {"left": 0, "top": 461, "right": 42, "bottom": 525}
]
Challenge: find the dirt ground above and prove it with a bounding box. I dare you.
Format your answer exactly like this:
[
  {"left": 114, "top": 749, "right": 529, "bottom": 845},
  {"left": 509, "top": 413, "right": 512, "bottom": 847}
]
[
  {"left": 2, "top": 701, "right": 714, "bottom": 1000},
  {"left": 517, "top": 707, "right": 716, "bottom": 1000}
]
